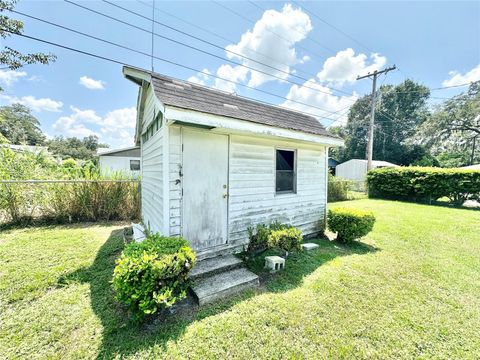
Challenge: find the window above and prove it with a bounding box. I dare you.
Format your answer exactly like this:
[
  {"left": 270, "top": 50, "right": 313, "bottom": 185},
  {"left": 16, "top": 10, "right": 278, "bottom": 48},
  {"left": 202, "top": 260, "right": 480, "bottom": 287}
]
[
  {"left": 130, "top": 160, "right": 141, "bottom": 171},
  {"left": 141, "top": 111, "right": 163, "bottom": 144},
  {"left": 276, "top": 149, "right": 296, "bottom": 193}
]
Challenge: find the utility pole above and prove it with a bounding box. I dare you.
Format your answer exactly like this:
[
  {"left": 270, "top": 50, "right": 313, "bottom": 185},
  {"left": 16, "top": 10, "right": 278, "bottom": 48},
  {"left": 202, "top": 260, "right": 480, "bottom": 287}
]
[
  {"left": 357, "top": 65, "right": 396, "bottom": 170},
  {"left": 471, "top": 135, "right": 478, "bottom": 165}
]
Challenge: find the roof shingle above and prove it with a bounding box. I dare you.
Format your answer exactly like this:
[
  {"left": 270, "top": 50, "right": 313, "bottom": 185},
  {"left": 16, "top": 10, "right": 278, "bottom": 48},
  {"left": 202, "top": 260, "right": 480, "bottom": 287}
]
[{"left": 150, "top": 73, "right": 337, "bottom": 138}]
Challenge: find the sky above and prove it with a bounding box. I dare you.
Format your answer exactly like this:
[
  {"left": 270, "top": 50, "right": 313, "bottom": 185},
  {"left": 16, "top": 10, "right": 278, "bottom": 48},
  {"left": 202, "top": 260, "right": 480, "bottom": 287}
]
[{"left": 1, "top": 0, "right": 479, "bottom": 148}]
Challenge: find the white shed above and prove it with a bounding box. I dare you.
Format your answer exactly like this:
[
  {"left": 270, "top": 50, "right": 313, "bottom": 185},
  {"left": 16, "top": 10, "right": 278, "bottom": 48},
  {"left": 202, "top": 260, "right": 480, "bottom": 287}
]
[
  {"left": 123, "top": 66, "right": 343, "bottom": 259},
  {"left": 336, "top": 159, "right": 398, "bottom": 182},
  {"left": 98, "top": 146, "right": 141, "bottom": 177}
]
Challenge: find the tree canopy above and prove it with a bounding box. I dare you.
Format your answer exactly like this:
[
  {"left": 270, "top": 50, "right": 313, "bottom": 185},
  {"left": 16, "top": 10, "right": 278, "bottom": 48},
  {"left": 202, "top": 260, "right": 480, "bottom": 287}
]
[
  {"left": 0, "top": 104, "right": 45, "bottom": 145},
  {"left": 0, "top": 0, "right": 55, "bottom": 71},
  {"left": 337, "top": 80, "right": 431, "bottom": 166},
  {"left": 47, "top": 135, "right": 109, "bottom": 161}
]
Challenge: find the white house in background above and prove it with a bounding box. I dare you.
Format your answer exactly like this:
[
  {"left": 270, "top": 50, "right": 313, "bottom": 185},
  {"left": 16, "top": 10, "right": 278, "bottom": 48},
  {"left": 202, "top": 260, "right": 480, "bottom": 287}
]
[
  {"left": 97, "top": 146, "right": 141, "bottom": 177},
  {"left": 123, "top": 66, "right": 343, "bottom": 258},
  {"left": 336, "top": 159, "right": 398, "bottom": 182},
  {"left": 2, "top": 144, "right": 48, "bottom": 155}
]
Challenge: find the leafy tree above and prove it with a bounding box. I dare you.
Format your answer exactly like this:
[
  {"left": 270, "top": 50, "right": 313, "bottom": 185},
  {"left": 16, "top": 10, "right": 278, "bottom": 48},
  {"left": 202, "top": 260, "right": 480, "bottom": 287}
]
[
  {"left": 340, "top": 80, "right": 431, "bottom": 165},
  {"left": 417, "top": 81, "right": 480, "bottom": 166},
  {"left": 0, "top": 104, "right": 45, "bottom": 145},
  {"left": 0, "top": 0, "right": 55, "bottom": 71},
  {"left": 47, "top": 135, "right": 109, "bottom": 161}
]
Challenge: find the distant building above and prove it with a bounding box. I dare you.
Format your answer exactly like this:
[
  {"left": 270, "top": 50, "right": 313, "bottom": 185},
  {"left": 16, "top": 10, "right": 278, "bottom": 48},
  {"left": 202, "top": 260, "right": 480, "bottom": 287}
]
[
  {"left": 336, "top": 159, "right": 398, "bottom": 182},
  {"left": 1, "top": 144, "right": 48, "bottom": 155},
  {"left": 97, "top": 146, "right": 141, "bottom": 177},
  {"left": 328, "top": 158, "right": 340, "bottom": 175}
]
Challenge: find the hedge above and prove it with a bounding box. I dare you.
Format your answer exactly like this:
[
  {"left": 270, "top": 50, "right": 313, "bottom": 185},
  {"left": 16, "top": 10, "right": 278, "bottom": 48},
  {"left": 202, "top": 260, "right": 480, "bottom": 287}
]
[{"left": 367, "top": 167, "right": 480, "bottom": 206}]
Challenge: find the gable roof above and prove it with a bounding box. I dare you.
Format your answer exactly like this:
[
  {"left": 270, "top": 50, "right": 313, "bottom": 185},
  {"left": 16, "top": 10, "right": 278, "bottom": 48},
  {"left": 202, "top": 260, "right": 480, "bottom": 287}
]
[
  {"left": 124, "top": 66, "right": 339, "bottom": 139},
  {"left": 97, "top": 146, "right": 140, "bottom": 157}
]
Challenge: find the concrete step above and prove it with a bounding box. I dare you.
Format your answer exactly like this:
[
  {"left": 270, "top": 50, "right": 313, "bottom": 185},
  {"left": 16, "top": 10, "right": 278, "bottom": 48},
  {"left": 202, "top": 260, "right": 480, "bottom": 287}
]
[
  {"left": 191, "top": 268, "right": 259, "bottom": 306},
  {"left": 190, "top": 254, "right": 243, "bottom": 280}
]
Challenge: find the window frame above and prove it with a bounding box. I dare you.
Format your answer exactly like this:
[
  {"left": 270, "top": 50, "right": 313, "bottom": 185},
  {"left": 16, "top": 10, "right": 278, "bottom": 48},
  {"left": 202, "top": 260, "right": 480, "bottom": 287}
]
[
  {"left": 130, "top": 159, "right": 141, "bottom": 171},
  {"left": 274, "top": 147, "right": 297, "bottom": 195}
]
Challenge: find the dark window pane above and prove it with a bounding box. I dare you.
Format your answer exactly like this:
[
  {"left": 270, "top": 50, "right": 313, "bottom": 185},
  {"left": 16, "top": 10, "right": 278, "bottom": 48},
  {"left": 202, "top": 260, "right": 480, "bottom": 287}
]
[
  {"left": 130, "top": 160, "right": 141, "bottom": 171},
  {"left": 276, "top": 149, "right": 295, "bottom": 192},
  {"left": 276, "top": 170, "right": 294, "bottom": 192},
  {"left": 276, "top": 150, "right": 294, "bottom": 171}
]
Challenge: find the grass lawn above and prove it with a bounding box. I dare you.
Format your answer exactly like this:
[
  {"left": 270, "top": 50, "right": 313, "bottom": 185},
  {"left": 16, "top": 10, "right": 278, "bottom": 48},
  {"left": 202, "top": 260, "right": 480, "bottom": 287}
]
[{"left": 1, "top": 200, "right": 479, "bottom": 359}]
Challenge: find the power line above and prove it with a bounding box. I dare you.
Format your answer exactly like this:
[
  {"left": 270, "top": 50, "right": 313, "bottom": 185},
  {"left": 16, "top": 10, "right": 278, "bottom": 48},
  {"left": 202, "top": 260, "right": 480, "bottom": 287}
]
[
  {"left": 291, "top": 0, "right": 375, "bottom": 54},
  {"left": 135, "top": 0, "right": 327, "bottom": 81},
  {"left": 246, "top": 0, "right": 336, "bottom": 54},
  {"left": 97, "top": 0, "right": 355, "bottom": 98},
  {"left": 4, "top": 27, "right": 350, "bottom": 123}
]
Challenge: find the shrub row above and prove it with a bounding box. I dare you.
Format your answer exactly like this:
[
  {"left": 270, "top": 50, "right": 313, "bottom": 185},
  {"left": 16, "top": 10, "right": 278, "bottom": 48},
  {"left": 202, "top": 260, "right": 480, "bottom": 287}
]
[
  {"left": 367, "top": 167, "right": 480, "bottom": 206},
  {"left": 112, "top": 233, "right": 196, "bottom": 319}
]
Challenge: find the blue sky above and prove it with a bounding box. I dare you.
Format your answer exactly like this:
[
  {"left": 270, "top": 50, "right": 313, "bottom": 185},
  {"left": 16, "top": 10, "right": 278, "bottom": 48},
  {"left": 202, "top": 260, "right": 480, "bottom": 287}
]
[{"left": 1, "top": 0, "right": 479, "bottom": 148}]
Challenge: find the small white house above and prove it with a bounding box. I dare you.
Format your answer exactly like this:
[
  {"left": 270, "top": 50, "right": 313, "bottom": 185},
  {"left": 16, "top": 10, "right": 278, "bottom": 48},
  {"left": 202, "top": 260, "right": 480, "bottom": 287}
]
[
  {"left": 98, "top": 146, "right": 141, "bottom": 177},
  {"left": 123, "top": 66, "right": 343, "bottom": 258},
  {"left": 336, "top": 159, "right": 398, "bottom": 182}
]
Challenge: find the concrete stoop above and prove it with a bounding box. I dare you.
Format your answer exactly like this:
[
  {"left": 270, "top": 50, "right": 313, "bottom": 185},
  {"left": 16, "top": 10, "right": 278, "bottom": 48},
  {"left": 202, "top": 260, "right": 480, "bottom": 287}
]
[{"left": 190, "top": 255, "right": 259, "bottom": 305}]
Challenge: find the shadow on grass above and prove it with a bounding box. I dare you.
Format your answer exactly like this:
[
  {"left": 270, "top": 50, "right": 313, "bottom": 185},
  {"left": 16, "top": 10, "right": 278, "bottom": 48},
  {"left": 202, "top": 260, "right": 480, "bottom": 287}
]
[
  {"left": 58, "top": 229, "right": 377, "bottom": 358},
  {"left": 243, "top": 238, "right": 379, "bottom": 293},
  {"left": 57, "top": 229, "right": 257, "bottom": 359}
]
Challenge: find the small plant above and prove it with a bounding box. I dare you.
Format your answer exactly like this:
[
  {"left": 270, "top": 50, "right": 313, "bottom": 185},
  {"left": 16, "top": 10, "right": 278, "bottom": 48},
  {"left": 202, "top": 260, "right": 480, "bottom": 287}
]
[
  {"left": 267, "top": 227, "right": 303, "bottom": 252},
  {"left": 112, "top": 233, "right": 196, "bottom": 319},
  {"left": 247, "top": 221, "right": 302, "bottom": 253},
  {"left": 328, "top": 207, "right": 375, "bottom": 243}
]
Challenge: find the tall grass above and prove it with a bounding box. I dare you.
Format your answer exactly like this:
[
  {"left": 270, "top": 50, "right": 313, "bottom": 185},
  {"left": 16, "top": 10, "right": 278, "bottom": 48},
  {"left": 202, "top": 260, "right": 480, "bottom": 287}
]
[{"left": 0, "top": 147, "right": 140, "bottom": 226}]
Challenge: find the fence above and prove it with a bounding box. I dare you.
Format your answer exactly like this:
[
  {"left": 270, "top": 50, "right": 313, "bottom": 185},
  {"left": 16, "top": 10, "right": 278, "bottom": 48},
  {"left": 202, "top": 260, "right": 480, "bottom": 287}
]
[{"left": 0, "top": 180, "right": 141, "bottom": 226}]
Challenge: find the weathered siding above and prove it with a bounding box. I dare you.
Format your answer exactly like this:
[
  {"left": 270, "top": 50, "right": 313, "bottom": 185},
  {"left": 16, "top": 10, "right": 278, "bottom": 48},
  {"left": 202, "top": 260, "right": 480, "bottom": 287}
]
[
  {"left": 140, "top": 85, "right": 164, "bottom": 233},
  {"left": 228, "top": 135, "right": 327, "bottom": 247},
  {"left": 169, "top": 126, "right": 182, "bottom": 236}
]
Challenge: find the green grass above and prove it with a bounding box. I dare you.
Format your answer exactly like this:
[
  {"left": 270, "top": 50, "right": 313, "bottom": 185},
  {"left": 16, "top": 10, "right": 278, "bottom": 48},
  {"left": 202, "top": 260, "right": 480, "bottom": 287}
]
[{"left": 1, "top": 200, "right": 479, "bottom": 359}]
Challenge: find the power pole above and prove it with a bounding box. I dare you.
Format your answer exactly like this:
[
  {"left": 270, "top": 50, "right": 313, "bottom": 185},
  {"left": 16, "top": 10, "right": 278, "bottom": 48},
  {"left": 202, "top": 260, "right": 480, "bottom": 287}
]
[{"left": 357, "top": 65, "right": 396, "bottom": 170}]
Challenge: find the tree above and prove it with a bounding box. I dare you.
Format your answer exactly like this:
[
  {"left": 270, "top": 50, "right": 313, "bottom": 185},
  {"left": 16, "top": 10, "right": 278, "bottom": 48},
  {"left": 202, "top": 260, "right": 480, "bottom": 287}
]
[
  {"left": 417, "top": 81, "right": 480, "bottom": 166},
  {"left": 0, "top": 0, "right": 55, "bottom": 71},
  {"left": 0, "top": 104, "right": 45, "bottom": 145},
  {"left": 340, "top": 80, "right": 431, "bottom": 165},
  {"left": 47, "top": 135, "right": 109, "bottom": 161}
]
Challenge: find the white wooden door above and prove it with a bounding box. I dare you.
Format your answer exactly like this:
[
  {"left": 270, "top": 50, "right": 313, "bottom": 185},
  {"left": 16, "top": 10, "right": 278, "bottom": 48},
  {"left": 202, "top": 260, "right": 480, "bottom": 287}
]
[{"left": 182, "top": 129, "right": 229, "bottom": 251}]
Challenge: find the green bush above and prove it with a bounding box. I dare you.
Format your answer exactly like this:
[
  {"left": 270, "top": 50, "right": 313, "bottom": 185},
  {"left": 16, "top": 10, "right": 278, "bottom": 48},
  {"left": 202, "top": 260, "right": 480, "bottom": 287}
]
[
  {"left": 267, "top": 227, "right": 303, "bottom": 251},
  {"left": 112, "top": 234, "right": 196, "bottom": 319},
  {"left": 247, "top": 221, "right": 302, "bottom": 253},
  {"left": 367, "top": 167, "right": 480, "bottom": 206},
  {"left": 328, "top": 208, "right": 375, "bottom": 243},
  {"left": 328, "top": 174, "right": 350, "bottom": 202}
]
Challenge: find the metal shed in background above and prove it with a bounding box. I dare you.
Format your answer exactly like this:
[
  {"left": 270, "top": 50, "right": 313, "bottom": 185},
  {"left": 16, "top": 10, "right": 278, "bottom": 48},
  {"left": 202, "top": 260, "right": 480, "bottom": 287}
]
[{"left": 336, "top": 159, "right": 398, "bottom": 182}]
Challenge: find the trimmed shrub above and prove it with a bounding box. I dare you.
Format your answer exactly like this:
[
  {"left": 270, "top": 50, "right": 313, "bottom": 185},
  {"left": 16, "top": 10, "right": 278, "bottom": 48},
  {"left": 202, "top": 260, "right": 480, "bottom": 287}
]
[
  {"left": 367, "top": 167, "right": 480, "bottom": 206},
  {"left": 112, "top": 233, "right": 196, "bottom": 319},
  {"left": 267, "top": 227, "right": 303, "bottom": 251},
  {"left": 247, "top": 221, "right": 302, "bottom": 253},
  {"left": 328, "top": 208, "right": 375, "bottom": 243},
  {"left": 328, "top": 174, "right": 350, "bottom": 202}
]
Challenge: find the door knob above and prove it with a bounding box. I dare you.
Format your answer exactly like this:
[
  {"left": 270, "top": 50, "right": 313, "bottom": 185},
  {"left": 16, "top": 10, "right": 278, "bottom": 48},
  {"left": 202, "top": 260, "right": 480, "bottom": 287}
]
[{"left": 223, "top": 193, "right": 228, "bottom": 198}]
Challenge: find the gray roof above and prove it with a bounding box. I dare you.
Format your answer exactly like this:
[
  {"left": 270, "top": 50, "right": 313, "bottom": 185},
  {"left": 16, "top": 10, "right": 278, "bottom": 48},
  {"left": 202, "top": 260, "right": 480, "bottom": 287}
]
[{"left": 150, "top": 73, "right": 337, "bottom": 138}]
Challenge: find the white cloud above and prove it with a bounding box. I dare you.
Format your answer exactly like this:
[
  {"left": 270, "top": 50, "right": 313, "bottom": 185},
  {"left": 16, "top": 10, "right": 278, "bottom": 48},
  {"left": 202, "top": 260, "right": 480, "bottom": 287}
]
[
  {"left": 281, "top": 78, "right": 358, "bottom": 126},
  {"left": 53, "top": 106, "right": 136, "bottom": 146},
  {"left": 79, "top": 76, "right": 105, "bottom": 90},
  {"left": 214, "top": 64, "right": 249, "bottom": 93},
  {"left": 0, "top": 70, "right": 27, "bottom": 86},
  {"left": 0, "top": 94, "right": 63, "bottom": 112},
  {"left": 214, "top": 4, "right": 312, "bottom": 92},
  {"left": 187, "top": 69, "right": 211, "bottom": 86},
  {"left": 442, "top": 64, "right": 480, "bottom": 87},
  {"left": 317, "top": 48, "right": 387, "bottom": 86}
]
